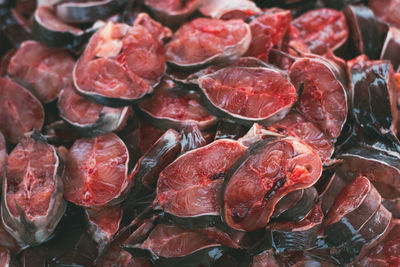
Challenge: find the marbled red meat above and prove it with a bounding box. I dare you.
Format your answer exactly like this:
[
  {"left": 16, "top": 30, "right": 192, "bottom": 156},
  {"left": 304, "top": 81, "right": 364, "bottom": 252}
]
[
  {"left": 292, "top": 8, "right": 348, "bottom": 54},
  {"left": 223, "top": 137, "right": 322, "bottom": 231},
  {"left": 2, "top": 132, "right": 66, "bottom": 245},
  {"left": 86, "top": 205, "right": 122, "bottom": 250},
  {"left": 0, "top": 77, "right": 44, "bottom": 144},
  {"left": 165, "top": 18, "right": 251, "bottom": 68},
  {"left": 58, "top": 86, "right": 130, "bottom": 136},
  {"left": 138, "top": 78, "right": 216, "bottom": 130},
  {"left": 267, "top": 111, "right": 334, "bottom": 164},
  {"left": 198, "top": 66, "right": 297, "bottom": 125},
  {"left": 246, "top": 8, "right": 292, "bottom": 61},
  {"left": 290, "top": 57, "right": 347, "bottom": 139},
  {"left": 73, "top": 19, "right": 167, "bottom": 106},
  {"left": 8, "top": 40, "right": 75, "bottom": 103},
  {"left": 63, "top": 133, "right": 130, "bottom": 207},
  {"left": 156, "top": 139, "right": 246, "bottom": 217}
]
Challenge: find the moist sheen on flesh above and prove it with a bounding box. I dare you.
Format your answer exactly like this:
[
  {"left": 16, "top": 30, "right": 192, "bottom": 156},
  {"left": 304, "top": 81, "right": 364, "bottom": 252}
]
[
  {"left": 8, "top": 40, "right": 75, "bottom": 103},
  {"left": 63, "top": 133, "right": 130, "bottom": 207},
  {"left": 322, "top": 176, "right": 382, "bottom": 247},
  {"left": 2, "top": 133, "right": 66, "bottom": 245},
  {"left": 165, "top": 18, "right": 251, "bottom": 68},
  {"left": 138, "top": 78, "right": 216, "bottom": 130},
  {"left": 267, "top": 111, "right": 334, "bottom": 164},
  {"left": 58, "top": 86, "right": 129, "bottom": 136},
  {"left": 144, "top": 0, "right": 201, "bottom": 28},
  {"left": 156, "top": 139, "right": 247, "bottom": 218},
  {"left": 354, "top": 219, "right": 400, "bottom": 266},
  {"left": 139, "top": 223, "right": 220, "bottom": 258},
  {"left": 86, "top": 204, "right": 123, "bottom": 248},
  {"left": 246, "top": 8, "right": 292, "bottom": 61},
  {"left": 73, "top": 20, "right": 167, "bottom": 106},
  {"left": 292, "top": 8, "right": 349, "bottom": 54},
  {"left": 289, "top": 57, "right": 348, "bottom": 140},
  {"left": 223, "top": 137, "right": 322, "bottom": 231},
  {"left": 198, "top": 66, "right": 297, "bottom": 125},
  {"left": 0, "top": 77, "right": 44, "bottom": 144}
]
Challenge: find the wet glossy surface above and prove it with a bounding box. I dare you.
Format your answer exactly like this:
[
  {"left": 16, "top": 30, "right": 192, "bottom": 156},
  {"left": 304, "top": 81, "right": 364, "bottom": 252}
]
[
  {"left": 290, "top": 57, "right": 348, "bottom": 140},
  {"left": 74, "top": 19, "right": 167, "bottom": 106},
  {"left": 199, "top": 66, "right": 297, "bottom": 125},
  {"left": 156, "top": 139, "right": 246, "bottom": 217},
  {"left": 223, "top": 137, "right": 322, "bottom": 231},
  {"left": 267, "top": 111, "right": 334, "bottom": 163},
  {"left": 165, "top": 18, "right": 251, "bottom": 67},
  {"left": 138, "top": 78, "right": 216, "bottom": 130},
  {"left": 246, "top": 8, "right": 291, "bottom": 61},
  {"left": 344, "top": 5, "right": 384, "bottom": 59},
  {"left": 292, "top": 8, "right": 348, "bottom": 54},
  {"left": 3, "top": 132, "right": 65, "bottom": 245},
  {"left": 348, "top": 55, "right": 398, "bottom": 136},
  {"left": 132, "top": 129, "right": 181, "bottom": 191},
  {"left": 58, "top": 86, "right": 129, "bottom": 136},
  {"left": 63, "top": 133, "right": 129, "bottom": 207},
  {"left": 0, "top": 77, "right": 44, "bottom": 144}
]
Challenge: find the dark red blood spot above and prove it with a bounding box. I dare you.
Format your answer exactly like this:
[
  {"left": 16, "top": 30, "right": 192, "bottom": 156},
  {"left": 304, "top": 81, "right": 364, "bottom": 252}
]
[
  {"left": 231, "top": 207, "right": 249, "bottom": 223},
  {"left": 211, "top": 172, "right": 225, "bottom": 181},
  {"left": 223, "top": 138, "right": 322, "bottom": 231},
  {"left": 264, "top": 177, "right": 287, "bottom": 201}
]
